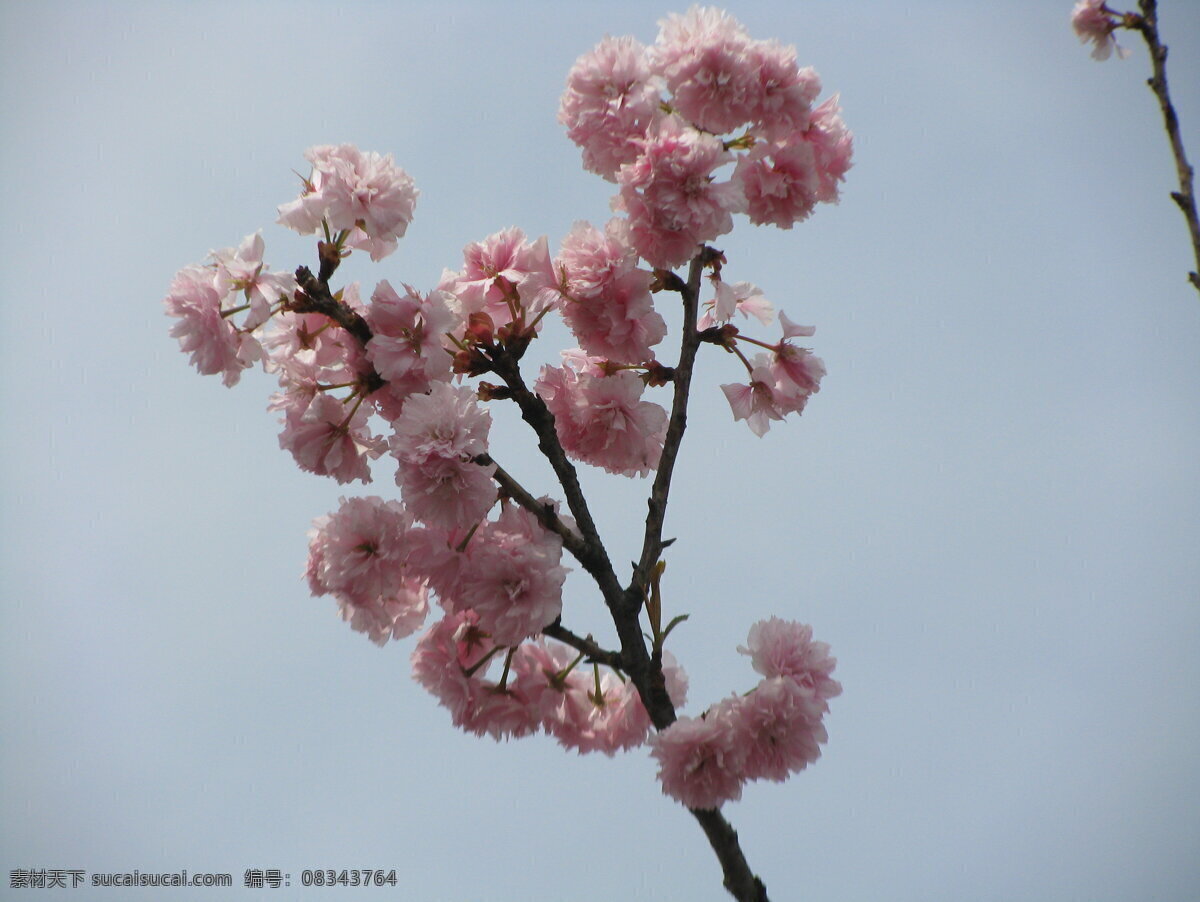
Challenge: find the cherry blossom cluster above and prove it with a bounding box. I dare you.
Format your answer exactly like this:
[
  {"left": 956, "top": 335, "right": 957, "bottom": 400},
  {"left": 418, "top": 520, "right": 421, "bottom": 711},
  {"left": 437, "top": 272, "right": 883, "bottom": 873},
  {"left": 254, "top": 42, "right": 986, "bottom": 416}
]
[
  {"left": 164, "top": 7, "right": 846, "bottom": 837},
  {"left": 651, "top": 618, "right": 841, "bottom": 809},
  {"left": 411, "top": 609, "right": 689, "bottom": 751},
  {"left": 559, "top": 6, "right": 852, "bottom": 268}
]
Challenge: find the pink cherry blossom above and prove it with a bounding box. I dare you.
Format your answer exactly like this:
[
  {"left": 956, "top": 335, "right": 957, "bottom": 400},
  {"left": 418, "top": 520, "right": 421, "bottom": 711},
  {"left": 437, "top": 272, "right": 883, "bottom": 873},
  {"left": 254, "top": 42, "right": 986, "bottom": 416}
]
[
  {"left": 652, "top": 6, "right": 758, "bottom": 135},
  {"left": 411, "top": 611, "right": 537, "bottom": 739},
  {"left": 649, "top": 703, "right": 746, "bottom": 809},
  {"left": 278, "top": 392, "right": 385, "bottom": 484},
  {"left": 722, "top": 336, "right": 822, "bottom": 436},
  {"left": 305, "top": 496, "right": 430, "bottom": 646},
  {"left": 699, "top": 279, "right": 773, "bottom": 329},
  {"left": 365, "top": 280, "right": 454, "bottom": 404},
  {"left": 737, "top": 617, "right": 842, "bottom": 706},
  {"left": 559, "top": 35, "right": 664, "bottom": 181},
  {"left": 661, "top": 650, "right": 690, "bottom": 709},
  {"left": 1071, "top": 0, "right": 1130, "bottom": 60},
  {"left": 512, "top": 640, "right": 597, "bottom": 749},
  {"left": 277, "top": 144, "right": 418, "bottom": 261},
  {"left": 730, "top": 676, "right": 829, "bottom": 782},
  {"left": 209, "top": 231, "right": 296, "bottom": 329},
  {"left": 733, "top": 139, "right": 821, "bottom": 229},
  {"left": 164, "top": 264, "right": 263, "bottom": 387},
  {"left": 396, "top": 455, "right": 499, "bottom": 534},
  {"left": 745, "top": 41, "right": 821, "bottom": 141},
  {"left": 536, "top": 352, "right": 668, "bottom": 476},
  {"left": 453, "top": 511, "right": 567, "bottom": 646},
  {"left": 806, "top": 96, "right": 854, "bottom": 205},
  {"left": 263, "top": 309, "right": 356, "bottom": 381},
  {"left": 585, "top": 673, "right": 654, "bottom": 754},
  {"left": 772, "top": 339, "right": 825, "bottom": 399},
  {"left": 462, "top": 682, "right": 541, "bottom": 741},
  {"left": 389, "top": 382, "right": 497, "bottom": 530},
  {"left": 430, "top": 504, "right": 569, "bottom": 647},
  {"left": 439, "top": 227, "right": 558, "bottom": 331},
  {"left": 720, "top": 356, "right": 787, "bottom": 437},
  {"left": 305, "top": 496, "right": 412, "bottom": 603},
  {"left": 616, "top": 116, "right": 741, "bottom": 270},
  {"left": 555, "top": 220, "right": 666, "bottom": 362}
]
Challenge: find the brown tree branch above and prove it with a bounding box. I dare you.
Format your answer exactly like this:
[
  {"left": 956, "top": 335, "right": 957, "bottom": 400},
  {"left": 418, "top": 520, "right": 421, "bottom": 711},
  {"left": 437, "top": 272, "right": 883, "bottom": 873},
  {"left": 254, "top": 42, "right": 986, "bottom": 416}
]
[
  {"left": 1133, "top": 0, "right": 1200, "bottom": 293},
  {"left": 540, "top": 619, "right": 624, "bottom": 670},
  {"left": 291, "top": 241, "right": 773, "bottom": 902},
  {"left": 630, "top": 249, "right": 716, "bottom": 601}
]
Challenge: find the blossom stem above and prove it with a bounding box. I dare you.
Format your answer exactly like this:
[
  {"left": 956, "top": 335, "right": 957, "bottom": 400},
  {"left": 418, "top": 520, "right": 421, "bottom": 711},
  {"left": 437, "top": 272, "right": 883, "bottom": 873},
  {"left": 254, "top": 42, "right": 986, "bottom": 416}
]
[
  {"left": 473, "top": 452, "right": 588, "bottom": 560},
  {"left": 689, "top": 808, "right": 770, "bottom": 902},
  {"left": 541, "top": 619, "right": 623, "bottom": 671},
  {"left": 1133, "top": 0, "right": 1200, "bottom": 294},
  {"left": 734, "top": 333, "right": 779, "bottom": 353},
  {"left": 484, "top": 351, "right": 626, "bottom": 609},
  {"left": 631, "top": 249, "right": 713, "bottom": 607}
]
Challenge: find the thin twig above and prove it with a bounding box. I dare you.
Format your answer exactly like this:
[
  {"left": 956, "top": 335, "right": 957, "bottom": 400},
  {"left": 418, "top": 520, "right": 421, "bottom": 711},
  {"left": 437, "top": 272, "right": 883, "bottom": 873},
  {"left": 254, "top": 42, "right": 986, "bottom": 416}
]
[
  {"left": 541, "top": 619, "right": 624, "bottom": 670},
  {"left": 1134, "top": 0, "right": 1200, "bottom": 293},
  {"left": 473, "top": 452, "right": 588, "bottom": 561},
  {"left": 630, "top": 249, "right": 715, "bottom": 601}
]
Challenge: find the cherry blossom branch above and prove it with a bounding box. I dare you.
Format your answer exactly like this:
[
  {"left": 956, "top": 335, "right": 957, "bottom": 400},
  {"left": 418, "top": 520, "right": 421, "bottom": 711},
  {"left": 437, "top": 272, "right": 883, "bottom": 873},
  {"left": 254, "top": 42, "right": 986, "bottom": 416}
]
[
  {"left": 630, "top": 249, "right": 715, "bottom": 598},
  {"left": 473, "top": 452, "right": 588, "bottom": 560},
  {"left": 692, "top": 809, "right": 769, "bottom": 902},
  {"left": 288, "top": 264, "right": 387, "bottom": 390},
  {"left": 485, "top": 346, "right": 627, "bottom": 609},
  {"left": 628, "top": 249, "right": 774, "bottom": 902},
  {"left": 540, "top": 619, "right": 624, "bottom": 670},
  {"left": 1132, "top": 0, "right": 1200, "bottom": 293}
]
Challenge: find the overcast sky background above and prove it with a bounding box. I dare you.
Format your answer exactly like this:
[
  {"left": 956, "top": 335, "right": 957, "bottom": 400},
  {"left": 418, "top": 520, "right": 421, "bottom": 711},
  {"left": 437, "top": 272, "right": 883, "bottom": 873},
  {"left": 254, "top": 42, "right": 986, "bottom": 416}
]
[{"left": 3, "top": 1, "right": 1199, "bottom": 900}]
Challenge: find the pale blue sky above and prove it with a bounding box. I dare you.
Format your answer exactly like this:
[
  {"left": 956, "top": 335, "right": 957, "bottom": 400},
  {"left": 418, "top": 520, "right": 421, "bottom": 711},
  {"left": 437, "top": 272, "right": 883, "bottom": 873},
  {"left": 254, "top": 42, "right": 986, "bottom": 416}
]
[{"left": 3, "top": 2, "right": 1199, "bottom": 900}]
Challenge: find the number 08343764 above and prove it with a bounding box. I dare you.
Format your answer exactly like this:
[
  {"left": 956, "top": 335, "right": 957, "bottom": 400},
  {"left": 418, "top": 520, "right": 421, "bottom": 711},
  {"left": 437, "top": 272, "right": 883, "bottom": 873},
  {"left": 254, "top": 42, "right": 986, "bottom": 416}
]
[{"left": 300, "top": 870, "right": 398, "bottom": 888}]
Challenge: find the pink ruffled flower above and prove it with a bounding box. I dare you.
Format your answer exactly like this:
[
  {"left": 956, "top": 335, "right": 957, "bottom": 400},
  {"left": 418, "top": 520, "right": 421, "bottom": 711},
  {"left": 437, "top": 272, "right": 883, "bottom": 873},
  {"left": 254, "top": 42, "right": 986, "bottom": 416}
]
[
  {"left": 164, "top": 264, "right": 263, "bottom": 387},
  {"left": 734, "top": 139, "right": 821, "bottom": 229},
  {"left": 411, "top": 612, "right": 486, "bottom": 722},
  {"left": 512, "top": 640, "right": 597, "bottom": 748},
  {"left": 536, "top": 352, "right": 668, "bottom": 476},
  {"left": 584, "top": 674, "right": 654, "bottom": 754},
  {"left": 209, "top": 231, "right": 296, "bottom": 329},
  {"left": 746, "top": 41, "right": 821, "bottom": 141},
  {"left": 305, "top": 496, "right": 430, "bottom": 645},
  {"left": 806, "top": 96, "right": 853, "bottom": 205},
  {"left": 464, "top": 683, "right": 541, "bottom": 741},
  {"left": 652, "top": 6, "right": 758, "bottom": 135},
  {"left": 649, "top": 702, "right": 746, "bottom": 809},
  {"left": 411, "top": 612, "right": 537, "bottom": 740},
  {"left": 737, "top": 617, "right": 842, "bottom": 706},
  {"left": 439, "top": 227, "right": 558, "bottom": 331},
  {"left": 616, "top": 117, "right": 741, "bottom": 270},
  {"left": 365, "top": 280, "right": 454, "bottom": 405},
  {"left": 277, "top": 144, "right": 418, "bottom": 261},
  {"left": 555, "top": 220, "right": 666, "bottom": 362},
  {"left": 263, "top": 309, "right": 355, "bottom": 382},
  {"left": 278, "top": 392, "right": 385, "bottom": 483},
  {"left": 389, "top": 382, "right": 497, "bottom": 530},
  {"left": 306, "top": 496, "right": 407, "bottom": 600},
  {"left": 452, "top": 507, "right": 567, "bottom": 646},
  {"left": 1072, "top": 0, "right": 1130, "bottom": 60},
  {"left": 559, "top": 35, "right": 664, "bottom": 181},
  {"left": 730, "top": 676, "right": 829, "bottom": 782}
]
